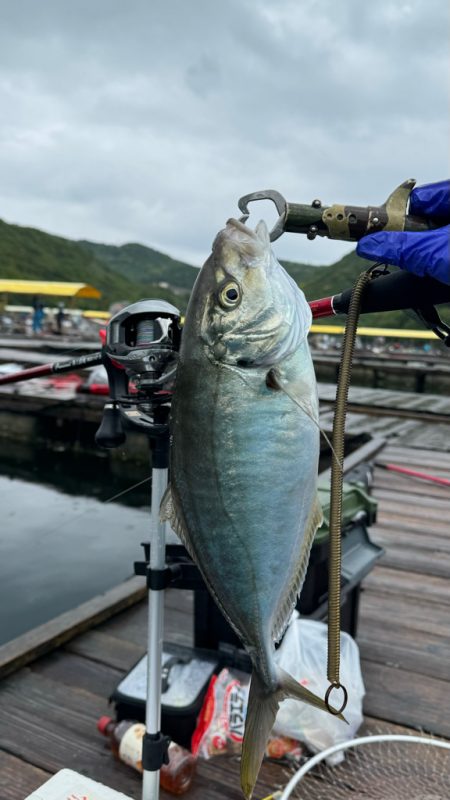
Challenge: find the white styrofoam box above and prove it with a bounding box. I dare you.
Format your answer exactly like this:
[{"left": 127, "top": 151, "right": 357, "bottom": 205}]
[
  {"left": 115, "top": 650, "right": 217, "bottom": 708},
  {"left": 25, "top": 769, "right": 134, "bottom": 800}
]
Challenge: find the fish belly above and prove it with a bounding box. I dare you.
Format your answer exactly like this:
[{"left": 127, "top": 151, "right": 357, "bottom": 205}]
[{"left": 170, "top": 346, "right": 319, "bottom": 664}]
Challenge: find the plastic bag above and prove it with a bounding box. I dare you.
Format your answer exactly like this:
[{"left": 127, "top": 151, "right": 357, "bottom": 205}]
[
  {"left": 273, "top": 616, "right": 365, "bottom": 764},
  {"left": 192, "top": 668, "right": 303, "bottom": 762}
]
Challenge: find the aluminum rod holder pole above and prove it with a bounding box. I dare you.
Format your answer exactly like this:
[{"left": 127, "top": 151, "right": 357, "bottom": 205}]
[{"left": 142, "top": 465, "right": 168, "bottom": 800}]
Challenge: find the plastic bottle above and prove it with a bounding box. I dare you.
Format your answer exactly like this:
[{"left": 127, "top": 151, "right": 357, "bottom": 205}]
[{"left": 97, "top": 716, "right": 196, "bottom": 795}]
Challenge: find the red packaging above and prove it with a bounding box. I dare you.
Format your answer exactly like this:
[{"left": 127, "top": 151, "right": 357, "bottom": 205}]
[{"left": 192, "top": 668, "right": 303, "bottom": 762}]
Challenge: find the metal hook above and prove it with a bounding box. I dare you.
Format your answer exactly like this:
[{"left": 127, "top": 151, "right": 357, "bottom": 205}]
[{"left": 238, "top": 189, "right": 288, "bottom": 242}]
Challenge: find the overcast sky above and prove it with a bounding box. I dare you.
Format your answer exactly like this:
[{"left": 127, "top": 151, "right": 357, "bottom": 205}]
[{"left": 1, "top": 0, "right": 448, "bottom": 268}]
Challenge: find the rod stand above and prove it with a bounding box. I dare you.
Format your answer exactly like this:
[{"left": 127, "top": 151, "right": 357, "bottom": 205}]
[{"left": 93, "top": 299, "right": 181, "bottom": 800}]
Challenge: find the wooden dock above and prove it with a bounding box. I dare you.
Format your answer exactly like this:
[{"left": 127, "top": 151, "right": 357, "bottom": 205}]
[
  {"left": 311, "top": 348, "right": 450, "bottom": 394},
  {"left": 0, "top": 388, "right": 449, "bottom": 798}
]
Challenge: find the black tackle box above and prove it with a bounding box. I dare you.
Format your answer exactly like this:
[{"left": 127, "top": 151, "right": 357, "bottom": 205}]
[{"left": 111, "top": 643, "right": 219, "bottom": 749}]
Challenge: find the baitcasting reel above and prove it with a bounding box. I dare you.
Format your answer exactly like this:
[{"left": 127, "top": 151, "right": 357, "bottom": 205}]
[{"left": 95, "top": 300, "right": 181, "bottom": 447}]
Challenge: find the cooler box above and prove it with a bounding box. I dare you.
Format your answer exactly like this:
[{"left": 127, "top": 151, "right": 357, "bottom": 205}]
[
  {"left": 111, "top": 643, "right": 218, "bottom": 749},
  {"left": 25, "top": 769, "right": 132, "bottom": 800}
]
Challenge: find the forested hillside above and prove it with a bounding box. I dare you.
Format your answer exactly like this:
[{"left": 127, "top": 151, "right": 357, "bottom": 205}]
[{"left": 1, "top": 217, "right": 441, "bottom": 329}]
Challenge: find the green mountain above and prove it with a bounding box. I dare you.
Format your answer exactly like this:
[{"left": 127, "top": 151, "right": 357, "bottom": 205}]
[
  {"left": 78, "top": 240, "right": 198, "bottom": 292},
  {"left": 0, "top": 218, "right": 195, "bottom": 310},
  {"left": 1, "top": 217, "right": 446, "bottom": 330},
  {"left": 279, "top": 259, "right": 321, "bottom": 288}
]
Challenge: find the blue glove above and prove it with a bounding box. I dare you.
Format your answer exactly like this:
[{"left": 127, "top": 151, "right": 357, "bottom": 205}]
[{"left": 357, "top": 180, "right": 450, "bottom": 285}]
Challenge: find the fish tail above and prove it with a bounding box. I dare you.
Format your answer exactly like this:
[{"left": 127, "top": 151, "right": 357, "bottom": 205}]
[{"left": 240, "top": 667, "right": 345, "bottom": 799}]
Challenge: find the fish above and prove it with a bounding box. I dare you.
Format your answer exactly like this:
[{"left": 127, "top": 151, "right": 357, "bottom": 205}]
[{"left": 161, "top": 218, "right": 340, "bottom": 798}]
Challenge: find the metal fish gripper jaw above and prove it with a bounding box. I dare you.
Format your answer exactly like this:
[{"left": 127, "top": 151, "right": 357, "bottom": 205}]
[
  {"left": 238, "top": 189, "right": 288, "bottom": 242},
  {"left": 237, "top": 180, "right": 434, "bottom": 243}
]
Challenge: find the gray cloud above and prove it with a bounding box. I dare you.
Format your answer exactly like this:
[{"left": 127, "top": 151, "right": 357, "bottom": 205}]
[{"left": 0, "top": 0, "right": 448, "bottom": 268}]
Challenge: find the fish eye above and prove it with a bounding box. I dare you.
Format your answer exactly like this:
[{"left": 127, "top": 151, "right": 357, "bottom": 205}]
[{"left": 218, "top": 281, "right": 241, "bottom": 309}]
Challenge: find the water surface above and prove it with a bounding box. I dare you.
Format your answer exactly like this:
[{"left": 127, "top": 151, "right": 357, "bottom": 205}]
[{"left": 0, "top": 443, "right": 152, "bottom": 646}]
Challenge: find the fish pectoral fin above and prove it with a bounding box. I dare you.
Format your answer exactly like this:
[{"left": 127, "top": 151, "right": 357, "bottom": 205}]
[
  {"left": 270, "top": 370, "right": 343, "bottom": 472},
  {"left": 241, "top": 667, "right": 346, "bottom": 799},
  {"left": 159, "top": 484, "right": 193, "bottom": 555}
]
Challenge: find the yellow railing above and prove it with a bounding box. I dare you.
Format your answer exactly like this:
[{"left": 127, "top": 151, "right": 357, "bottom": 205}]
[
  {"left": 3, "top": 304, "right": 439, "bottom": 338},
  {"left": 310, "top": 324, "right": 436, "bottom": 340}
]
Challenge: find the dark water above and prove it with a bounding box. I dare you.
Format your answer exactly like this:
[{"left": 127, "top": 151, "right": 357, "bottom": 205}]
[
  {"left": 0, "top": 443, "right": 153, "bottom": 646},
  {"left": 0, "top": 435, "right": 359, "bottom": 648}
]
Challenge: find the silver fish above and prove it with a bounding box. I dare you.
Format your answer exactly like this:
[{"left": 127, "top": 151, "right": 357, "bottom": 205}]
[{"left": 161, "top": 218, "right": 338, "bottom": 798}]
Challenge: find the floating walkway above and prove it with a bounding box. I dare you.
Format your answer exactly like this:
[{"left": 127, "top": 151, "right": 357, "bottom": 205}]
[{"left": 0, "top": 392, "right": 449, "bottom": 797}]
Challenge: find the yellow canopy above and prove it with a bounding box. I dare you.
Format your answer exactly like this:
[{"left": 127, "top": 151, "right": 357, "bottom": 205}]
[
  {"left": 0, "top": 280, "right": 101, "bottom": 299},
  {"left": 82, "top": 309, "right": 110, "bottom": 319}
]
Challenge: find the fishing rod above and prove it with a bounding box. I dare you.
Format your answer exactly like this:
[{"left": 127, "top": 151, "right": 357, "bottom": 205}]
[
  {"left": 310, "top": 269, "right": 450, "bottom": 345},
  {"left": 0, "top": 351, "right": 103, "bottom": 386},
  {"left": 377, "top": 462, "right": 450, "bottom": 488},
  {"left": 3, "top": 271, "right": 449, "bottom": 390}
]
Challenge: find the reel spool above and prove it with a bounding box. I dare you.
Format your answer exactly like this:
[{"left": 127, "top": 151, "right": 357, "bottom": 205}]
[
  {"left": 96, "top": 300, "right": 181, "bottom": 447},
  {"left": 105, "top": 299, "right": 181, "bottom": 392}
]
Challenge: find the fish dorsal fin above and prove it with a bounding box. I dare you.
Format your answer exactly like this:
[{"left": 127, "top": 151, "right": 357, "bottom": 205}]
[
  {"left": 271, "top": 494, "right": 323, "bottom": 643},
  {"left": 160, "top": 483, "right": 195, "bottom": 560}
]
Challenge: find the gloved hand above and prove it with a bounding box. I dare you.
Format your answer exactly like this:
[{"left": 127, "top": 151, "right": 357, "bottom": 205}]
[{"left": 357, "top": 180, "right": 450, "bottom": 285}]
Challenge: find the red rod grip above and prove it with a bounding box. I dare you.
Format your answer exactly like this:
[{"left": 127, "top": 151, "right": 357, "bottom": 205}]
[
  {"left": 0, "top": 363, "right": 55, "bottom": 386},
  {"left": 309, "top": 296, "right": 335, "bottom": 319}
]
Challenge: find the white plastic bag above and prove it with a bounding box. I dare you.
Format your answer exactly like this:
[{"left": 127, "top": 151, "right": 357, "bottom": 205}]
[{"left": 274, "top": 616, "right": 365, "bottom": 764}]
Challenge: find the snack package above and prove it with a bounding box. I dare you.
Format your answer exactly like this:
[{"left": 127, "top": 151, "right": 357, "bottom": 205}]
[{"left": 191, "top": 668, "right": 303, "bottom": 762}]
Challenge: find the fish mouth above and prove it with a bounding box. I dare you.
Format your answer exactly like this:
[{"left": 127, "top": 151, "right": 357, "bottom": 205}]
[
  {"left": 225, "top": 217, "right": 254, "bottom": 236},
  {"left": 213, "top": 218, "right": 270, "bottom": 271}
]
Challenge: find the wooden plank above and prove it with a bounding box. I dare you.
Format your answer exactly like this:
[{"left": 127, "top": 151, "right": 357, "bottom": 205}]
[
  {"left": 96, "top": 598, "right": 193, "bottom": 649},
  {"left": 0, "top": 751, "right": 51, "bottom": 799},
  {"left": 359, "top": 632, "right": 450, "bottom": 682},
  {"left": 370, "top": 524, "right": 450, "bottom": 550},
  {"left": 318, "top": 383, "right": 450, "bottom": 419},
  {"left": 377, "top": 499, "right": 450, "bottom": 527},
  {"left": 362, "top": 565, "right": 450, "bottom": 606},
  {"left": 379, "top": 454, "right": 450, "bottom": 471},
  {"left": 320, "top": 436, "right": 386, "bottom": 482},
  {"left": 360, "top": 592, "right": 450, "bottom": 639},
  {"left": 0, "top": 577, "right": 146, "bottom": 680},
  {"left": 361, "top": 659, "right": 450, "bottom": 737},
  {"left": 93, "top": 599, "right": 149, "bottom": 642},
  {"left": 30, "top": 650, "right": 125, "bottom": 697},
  {"left": 0, "top": 666, "right": 284, "bottom": 800},
  {"left": 68, "top": 630, "right": 145, "bottom": 672},
  {"left": 0, "top": 668, "right": 110, "bottom": 758},
  {"left": 380, "top": 443, "right": 450, "bottom": 462},
  {"left": 373, "top": 472, "right": 450, "bottom": 500},
  {"left": 361, "top": 714, "right": 448, "bottom": 736},
  {"left": 395, "top": 423, "right": 450, "bottom": 453},
  {"left": 374, "top": 487, "right": 450, "bottom": 511},
  {"left": 377, "top": 545, "right": 450, "bottom": 577}
]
